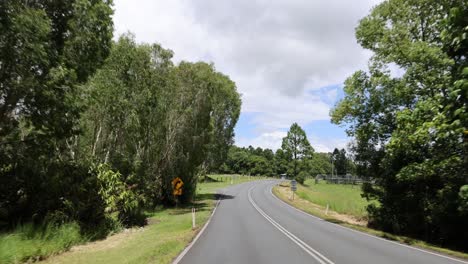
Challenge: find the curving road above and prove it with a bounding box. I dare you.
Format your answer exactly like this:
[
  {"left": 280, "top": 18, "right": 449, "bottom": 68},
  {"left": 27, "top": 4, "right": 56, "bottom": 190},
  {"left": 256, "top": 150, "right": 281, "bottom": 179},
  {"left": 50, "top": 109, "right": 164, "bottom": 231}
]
[{"left": 177, "top": 180, "right": 467, "bottom": 264}]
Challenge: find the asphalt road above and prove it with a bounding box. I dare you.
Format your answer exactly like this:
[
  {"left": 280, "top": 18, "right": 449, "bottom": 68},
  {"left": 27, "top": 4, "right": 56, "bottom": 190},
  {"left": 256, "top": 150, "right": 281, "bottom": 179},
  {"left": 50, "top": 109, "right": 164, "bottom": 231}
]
[{"left": 178, "top": 180, "right": 467, "bottom": 264}]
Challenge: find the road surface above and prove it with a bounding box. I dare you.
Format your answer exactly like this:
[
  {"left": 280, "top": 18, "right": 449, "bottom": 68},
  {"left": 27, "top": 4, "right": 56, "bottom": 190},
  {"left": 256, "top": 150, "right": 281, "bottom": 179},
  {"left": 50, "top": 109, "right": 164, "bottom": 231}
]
[{"left": 178, "top": 180, "right": 467, "bottom": 264}]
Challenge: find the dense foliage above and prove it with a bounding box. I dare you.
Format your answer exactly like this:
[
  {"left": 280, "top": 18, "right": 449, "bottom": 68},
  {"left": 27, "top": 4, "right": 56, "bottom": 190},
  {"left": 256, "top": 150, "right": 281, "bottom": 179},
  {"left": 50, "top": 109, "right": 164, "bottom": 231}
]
[
  {"left": 0, "top": 1, "right": 241, "bottom": 232},
  {"left": 218, "top": 123, "right": 351, "bottom": 180},
  {"left": 220, "top": 142, "right": 338, "bottom": 180},
  {"left": 331, "top": 0, "right": 467, "bottom": 249},
  {"left": 78, "top": 35, "right": 241, "bottom": 206},
  {"left": 0, "top": 0, "right": 114, "bottom": 230}
]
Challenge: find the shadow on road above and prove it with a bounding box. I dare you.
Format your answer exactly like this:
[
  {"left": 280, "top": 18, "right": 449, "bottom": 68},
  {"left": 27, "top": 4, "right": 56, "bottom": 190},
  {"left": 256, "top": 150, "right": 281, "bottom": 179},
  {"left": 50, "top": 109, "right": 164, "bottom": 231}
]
[
  {"left": 215, "top": 193, "right": 235, "bottom": 200},
  {"left": 196, "top": 193, "right": 235, "bottom": 201}
]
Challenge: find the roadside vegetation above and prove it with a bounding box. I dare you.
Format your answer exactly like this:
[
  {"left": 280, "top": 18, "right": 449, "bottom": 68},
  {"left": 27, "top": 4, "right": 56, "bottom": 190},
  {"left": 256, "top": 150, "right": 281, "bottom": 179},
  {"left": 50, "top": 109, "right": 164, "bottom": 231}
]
[
  {"left": 1, "top": 0, "right": 467, "bottom": 262},
  {"left": 0, "top": 1, "right": 241, "bottom": 263},
  {"left": 295, "top": 179, "right": 370, "bottom": 218},
  {"left": 0, "top": 223, "right": 83, "bottom": 263},
  {"left": 1, "top": 175, "right": 257, "bottom": 264},
  {"left": 330, "top": 0, "right": 468, "bottom": 251},
  {"left": 273, "top": 182, "right": 468, "bottom": 260}
]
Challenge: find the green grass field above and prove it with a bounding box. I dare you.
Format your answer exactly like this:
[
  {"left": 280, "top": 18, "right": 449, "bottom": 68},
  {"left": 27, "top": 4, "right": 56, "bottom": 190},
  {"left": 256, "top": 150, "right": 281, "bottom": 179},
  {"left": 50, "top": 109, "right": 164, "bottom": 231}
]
[
  {"left": 296, "top": 179, "right": 370, "bottom": 218},
  {"left": 9, "top": 174, "right": 258, "bottom": 264}
]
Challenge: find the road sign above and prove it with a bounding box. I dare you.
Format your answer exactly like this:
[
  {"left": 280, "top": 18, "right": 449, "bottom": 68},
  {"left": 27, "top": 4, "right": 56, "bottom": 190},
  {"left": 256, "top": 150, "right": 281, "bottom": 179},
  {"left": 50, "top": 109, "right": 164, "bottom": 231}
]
[
  {"left": 172, "top": 177, "right": 184, "bottom": 196},
  {"left": 290, "top": 179, "right": 297, "bottom": 200},
  {"left": 291, "top": 179, "right": 297, "bottom": 192}
]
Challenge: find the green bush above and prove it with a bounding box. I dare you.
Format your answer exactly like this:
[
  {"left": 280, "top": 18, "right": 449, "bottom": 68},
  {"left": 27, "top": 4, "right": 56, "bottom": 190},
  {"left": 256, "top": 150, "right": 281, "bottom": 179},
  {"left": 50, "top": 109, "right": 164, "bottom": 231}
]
[
  {"left": 96, "top": 164, "right": 145, "bottom": 227},
  {"left": 458, "top": 185, "right": 468, "bottom": 214},
  {"left": 295, "top": 171, "right": 308, "bottom": 184}
]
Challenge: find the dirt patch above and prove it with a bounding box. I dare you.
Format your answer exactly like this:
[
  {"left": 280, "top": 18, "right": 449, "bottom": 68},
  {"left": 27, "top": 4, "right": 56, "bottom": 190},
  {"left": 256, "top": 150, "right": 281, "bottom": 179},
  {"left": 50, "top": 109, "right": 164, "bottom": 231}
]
[
  {"left": 276, "top": 185, "right": 367, "bottom": 226},
  {"left": 70, "top": 226, "right": 147, "bottom": 253},
  {"left": 146, "top": 218, "right": 161, "bottom": 225}
]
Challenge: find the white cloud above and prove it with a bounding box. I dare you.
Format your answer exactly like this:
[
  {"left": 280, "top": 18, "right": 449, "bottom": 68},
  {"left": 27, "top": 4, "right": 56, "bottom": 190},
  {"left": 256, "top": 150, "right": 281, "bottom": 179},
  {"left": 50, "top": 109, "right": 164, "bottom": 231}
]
[
  {"left": 112, "top": 0, "right": 382, "bottom": 151},
  {"left": 113, "top": 1, "right": 210, "bottom": 62},
  {"left": 242, "top": 87, "right": 330, "bottom": 132},
  {"left": 237, "top": 131, "right": 287, "bottom": 150},
  {"left": 308, "top": 135, "right": 348, "bottom": 153}
]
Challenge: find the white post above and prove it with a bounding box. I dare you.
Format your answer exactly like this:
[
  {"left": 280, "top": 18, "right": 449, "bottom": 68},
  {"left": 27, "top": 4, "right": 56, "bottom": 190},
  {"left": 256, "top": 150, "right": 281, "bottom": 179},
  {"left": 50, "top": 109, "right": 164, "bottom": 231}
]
[
  {"left": 192, "top": 208, "right": 196, "bottom": 229},
  {"left": 325, "top": 204, "right": 329, "bottom": 215}
]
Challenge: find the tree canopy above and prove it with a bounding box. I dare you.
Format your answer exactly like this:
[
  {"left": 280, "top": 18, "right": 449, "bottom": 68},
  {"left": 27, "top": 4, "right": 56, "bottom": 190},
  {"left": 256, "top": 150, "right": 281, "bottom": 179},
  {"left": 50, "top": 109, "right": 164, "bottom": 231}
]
[
  {"left": 331, "top": 148, "right": 349, "bottom": 176},
  {"left": 0, "top": 2, "right": 241, "bottom": 233},
  {"left": 331, "top": 0, "right": 467, "bottom": 249},
  {"left": 0, "top": 0, "right": 114, "bottom": 229},
  {"left": 281, "top": 123, "right": 314, "bottom": 177}
]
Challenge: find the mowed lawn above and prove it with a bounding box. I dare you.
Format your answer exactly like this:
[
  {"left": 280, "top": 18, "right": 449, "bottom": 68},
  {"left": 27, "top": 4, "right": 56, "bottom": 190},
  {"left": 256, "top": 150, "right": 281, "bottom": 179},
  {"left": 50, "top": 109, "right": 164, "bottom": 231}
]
[
  {"left": 296, "top": 179, "right": 371, "bottom": 218},
  {"left": 37, "top": 175, "right": 258, "bottom": 264}
]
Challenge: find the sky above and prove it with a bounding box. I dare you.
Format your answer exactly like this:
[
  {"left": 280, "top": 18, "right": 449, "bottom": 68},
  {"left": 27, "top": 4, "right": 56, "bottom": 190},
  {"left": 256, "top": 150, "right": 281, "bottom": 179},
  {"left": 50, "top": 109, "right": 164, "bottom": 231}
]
[{"left": 112, "top": 0, "right": 381, "bottom": 152}]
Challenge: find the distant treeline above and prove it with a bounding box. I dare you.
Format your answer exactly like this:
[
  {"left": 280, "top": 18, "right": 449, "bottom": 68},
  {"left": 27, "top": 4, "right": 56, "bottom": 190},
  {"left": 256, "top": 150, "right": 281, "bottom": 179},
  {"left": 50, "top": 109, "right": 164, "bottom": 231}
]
[
  {"left": 216, "top": 145, "right": 354, "bottom": 180},
  {"left": 0, "top": 1, "right": 240, "bottom": 233}
]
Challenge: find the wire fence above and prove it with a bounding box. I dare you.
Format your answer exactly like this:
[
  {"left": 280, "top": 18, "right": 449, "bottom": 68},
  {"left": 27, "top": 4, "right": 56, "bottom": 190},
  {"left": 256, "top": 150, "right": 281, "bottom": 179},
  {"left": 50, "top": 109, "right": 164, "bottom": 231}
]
[{"left": 315, "top": 174, "right": 373, "bottom": 185}]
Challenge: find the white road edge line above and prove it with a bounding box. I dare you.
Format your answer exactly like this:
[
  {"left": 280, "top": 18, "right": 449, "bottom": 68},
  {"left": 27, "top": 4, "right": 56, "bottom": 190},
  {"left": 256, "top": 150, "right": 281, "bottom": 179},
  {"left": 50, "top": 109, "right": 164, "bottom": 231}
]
[
  {"left": 172, "top": 193, "right": 222, "bottom": 264},
  {"left": 248, "top": 185, "right": 335, "bottom": 264},
  {"left": 269, "top": 183, "right": 468, "bottom": 264}
]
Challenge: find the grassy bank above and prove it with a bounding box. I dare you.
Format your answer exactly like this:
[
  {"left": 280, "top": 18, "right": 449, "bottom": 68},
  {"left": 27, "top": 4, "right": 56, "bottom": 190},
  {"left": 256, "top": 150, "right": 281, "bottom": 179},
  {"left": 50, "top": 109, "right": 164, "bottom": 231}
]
[
  {"left": 295, "top": 179, "right": 370, "bottom": 218},
  {"left": 0, "top": 223, "right": 84, "bottom": 263},
  {"left": 17, "top": 174, "right": 258, "bottom": 264},
  {"left": 273, "top": 180, "right": 468, "bottom": 260}
]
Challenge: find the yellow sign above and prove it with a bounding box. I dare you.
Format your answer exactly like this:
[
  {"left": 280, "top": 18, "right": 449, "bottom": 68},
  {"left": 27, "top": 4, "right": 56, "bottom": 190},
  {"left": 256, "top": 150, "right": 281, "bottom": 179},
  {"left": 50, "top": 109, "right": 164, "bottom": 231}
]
[{"left": 172, "top": 177, "right": 184, "bottom": 196}]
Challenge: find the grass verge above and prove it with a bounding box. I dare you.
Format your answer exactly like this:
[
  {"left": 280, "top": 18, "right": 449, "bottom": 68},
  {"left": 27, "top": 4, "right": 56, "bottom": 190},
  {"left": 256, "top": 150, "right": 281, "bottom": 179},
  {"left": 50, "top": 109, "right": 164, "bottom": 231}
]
[
  {"left": 0, "top": 222, "right": 84, "bottom": 263},
  {"left": 33, "top": 174, "right": 261, "bottom": 264},
  {"left": 295, "top": 179, "right": 370, "bottom": 218},
  {"left": 273, "top": 182, "right": 468, "bottom": 260}
]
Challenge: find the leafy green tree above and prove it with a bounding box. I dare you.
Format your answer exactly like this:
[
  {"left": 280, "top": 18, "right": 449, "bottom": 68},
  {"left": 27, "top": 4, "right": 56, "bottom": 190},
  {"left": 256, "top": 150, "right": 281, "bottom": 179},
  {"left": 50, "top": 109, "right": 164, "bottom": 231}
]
[
  {"left": 274, "top": 149, "right": 290, "bottom": 174},
  {"left": 307, "top": 152, "right": 333, "bottom": 175},
  {"left": 224, "top": 146, "right": 248, "bottom": 174},
  {"left": 96, "top": 164, "right": 144, "bottom": 226},
  {"left": 204, "top": 70, "right": 241, "bottom": 172},
  {"left": 262, "top": 149, "right": 275, "bottom": 161},
  {"left": 331, "top": 148, "right": 348, "bottom": 175},
  {"left": 281, "top": 123, "right": 314, "bottom": 177},
  {"left": 296, "top": 171, "right": 308, "bottom": 184},
  {"left": 80, "top": 34, "right": 174, "bottom": 207},
  {"left": 161, "top": 61, "right": 215, "bottom": 203},
  {"left": 0, "top": 0, "right": 242, "bottom": 234},
  {"left": 253, "top": 147, "right": 264, "bottom": 156},
  {"left": 249, "top": 155, "right": 272, "bottom": 176},
  {"left": 0, "top": 0, "right": 113, "bottom": 226},
  {"left": 331, "top": 0, "right": 467, "bottom": 248},
  {"left": 221, "top": 146, "right": 277, "bottom": 176},
  {"left": 81, "top": 33, "right": 242, "bottom": 206}
]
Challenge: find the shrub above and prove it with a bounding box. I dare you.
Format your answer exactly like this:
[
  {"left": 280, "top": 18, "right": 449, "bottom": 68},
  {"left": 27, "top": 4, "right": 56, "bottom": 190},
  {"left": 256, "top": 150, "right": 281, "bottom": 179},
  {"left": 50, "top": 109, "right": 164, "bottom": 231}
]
[
  {"left": 295, "top": 171, "right": 308, "bottom": 184},
  {"left": 96, "top": 164, "right": 145, "bottom": 227}
]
